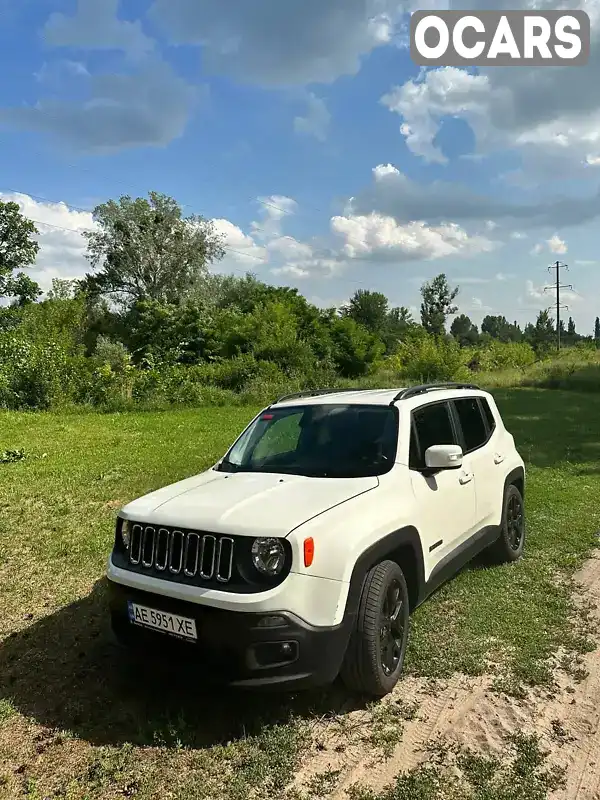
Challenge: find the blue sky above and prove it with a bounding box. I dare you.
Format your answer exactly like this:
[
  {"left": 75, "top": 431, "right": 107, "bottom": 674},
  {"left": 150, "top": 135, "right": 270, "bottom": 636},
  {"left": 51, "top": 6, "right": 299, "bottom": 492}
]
[{"left": 1, "top": 0, "right": 599, "bottom": 332}]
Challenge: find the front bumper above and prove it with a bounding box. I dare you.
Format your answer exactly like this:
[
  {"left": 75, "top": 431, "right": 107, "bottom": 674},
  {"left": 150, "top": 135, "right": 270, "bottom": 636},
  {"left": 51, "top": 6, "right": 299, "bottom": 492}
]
[{"left": 108, "top": 580, "right": 352, "bottom": 690}]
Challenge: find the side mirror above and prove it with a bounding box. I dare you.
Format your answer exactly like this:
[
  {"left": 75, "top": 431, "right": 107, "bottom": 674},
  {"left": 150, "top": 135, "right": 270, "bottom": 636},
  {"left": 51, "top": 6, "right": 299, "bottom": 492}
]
[{"left": 424, "top": 444, "right": 463, "bottom": 470}]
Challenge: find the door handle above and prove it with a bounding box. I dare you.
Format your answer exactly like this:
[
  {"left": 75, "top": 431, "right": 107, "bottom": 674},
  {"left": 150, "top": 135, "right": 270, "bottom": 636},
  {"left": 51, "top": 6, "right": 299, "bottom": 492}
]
[
  {"left": 459, "top": 472, "right": 473, "bottom": 485},
  {"left": 494, "top": 453, "right": 505, "bottom": 465}
]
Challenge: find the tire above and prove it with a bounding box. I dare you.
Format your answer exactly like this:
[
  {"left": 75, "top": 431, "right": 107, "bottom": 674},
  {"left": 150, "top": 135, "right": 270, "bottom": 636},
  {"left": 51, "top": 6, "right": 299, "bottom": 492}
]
[
  {"left": 486, "top": 483, "right": 526, "bottom": 564},
  {"left": 340, "top": 560, "right": 410, "bottom": 697}
]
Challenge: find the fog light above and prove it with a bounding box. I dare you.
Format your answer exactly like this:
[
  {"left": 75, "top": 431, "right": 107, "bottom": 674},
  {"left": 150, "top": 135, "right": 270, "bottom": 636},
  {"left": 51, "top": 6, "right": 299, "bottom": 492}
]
[{"left": 249, "top": 641, "right": 299, "bottom": 668}]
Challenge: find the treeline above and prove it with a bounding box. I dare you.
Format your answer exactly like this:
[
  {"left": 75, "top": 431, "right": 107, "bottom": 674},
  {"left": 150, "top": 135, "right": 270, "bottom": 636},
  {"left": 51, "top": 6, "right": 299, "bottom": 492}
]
[{"left": 0, "top": 192, "right": 596, "bottom": 411}]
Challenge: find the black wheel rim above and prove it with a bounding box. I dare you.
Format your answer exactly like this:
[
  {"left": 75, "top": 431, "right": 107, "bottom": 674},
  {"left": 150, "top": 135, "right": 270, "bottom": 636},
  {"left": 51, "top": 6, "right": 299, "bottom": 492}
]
[
  {"left": 379, "top": 580, "right": 405, "bottom": 676},
  {"left": 507, "top": 494, "right": 524, "bottom": 551}
]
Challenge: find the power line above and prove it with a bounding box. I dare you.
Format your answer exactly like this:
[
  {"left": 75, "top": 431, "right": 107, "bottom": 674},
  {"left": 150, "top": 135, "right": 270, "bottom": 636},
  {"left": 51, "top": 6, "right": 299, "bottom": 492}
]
[{"left": 543, "top": 261, "right": 573, "bottom": 351}]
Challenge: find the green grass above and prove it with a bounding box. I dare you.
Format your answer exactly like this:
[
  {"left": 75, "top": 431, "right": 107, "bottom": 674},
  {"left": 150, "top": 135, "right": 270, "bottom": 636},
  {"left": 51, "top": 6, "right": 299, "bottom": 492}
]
[{"left": 0, "top": 388, "right": 599, "bottom": 797}]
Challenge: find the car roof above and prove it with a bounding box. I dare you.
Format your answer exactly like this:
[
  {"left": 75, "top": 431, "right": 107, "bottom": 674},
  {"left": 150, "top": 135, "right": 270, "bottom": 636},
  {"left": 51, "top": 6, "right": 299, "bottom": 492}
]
[{"left": 271, "top": 385, "right": 489, "bottom": 409}]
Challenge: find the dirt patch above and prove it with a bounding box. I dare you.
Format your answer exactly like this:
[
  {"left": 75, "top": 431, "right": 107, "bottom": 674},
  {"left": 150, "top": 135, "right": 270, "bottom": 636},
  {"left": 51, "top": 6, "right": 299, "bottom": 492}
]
[{"left": 294, "top": 554, "right": 600, "bottom": 800}]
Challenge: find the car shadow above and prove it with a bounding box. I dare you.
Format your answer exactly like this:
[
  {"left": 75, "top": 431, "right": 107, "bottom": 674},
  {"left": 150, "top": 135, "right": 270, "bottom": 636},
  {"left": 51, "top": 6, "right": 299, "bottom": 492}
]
[{"left": 0, "top": 579, "right": 367, "bottom": 749}]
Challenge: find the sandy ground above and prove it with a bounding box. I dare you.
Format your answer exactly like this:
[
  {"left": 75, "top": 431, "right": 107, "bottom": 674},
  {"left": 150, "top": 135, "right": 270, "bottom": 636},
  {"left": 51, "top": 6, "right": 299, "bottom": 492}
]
[{"left": 295, "top": 553, "right": 600, "bottom": 799}]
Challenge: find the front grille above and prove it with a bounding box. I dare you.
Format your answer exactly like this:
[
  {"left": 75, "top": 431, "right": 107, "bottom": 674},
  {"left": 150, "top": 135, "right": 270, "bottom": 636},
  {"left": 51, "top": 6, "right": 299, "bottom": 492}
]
[{"left": 129, "top": 524, "right": 235, "bottom": 583}]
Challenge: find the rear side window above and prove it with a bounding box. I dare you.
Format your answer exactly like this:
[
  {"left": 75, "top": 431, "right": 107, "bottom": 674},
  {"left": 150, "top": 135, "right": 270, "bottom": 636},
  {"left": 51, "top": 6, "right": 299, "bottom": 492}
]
[
  {"left": 410, "top": 402, "right": 456, "bottom": 468},
  {"left": 480, "top": 398, "right": 496, "bottom": 433},
  {"left": 453, "top": 398, "right": 488, "bottom": 453}
]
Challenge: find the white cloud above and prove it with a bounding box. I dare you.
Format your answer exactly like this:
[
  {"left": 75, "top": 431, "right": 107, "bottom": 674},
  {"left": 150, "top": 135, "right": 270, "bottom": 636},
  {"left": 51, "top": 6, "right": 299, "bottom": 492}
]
[
  {"left": 381, "top": 6, "right": 600, "bottom": 176},
  {"left": 470, "top": 297, "right": 493, "bottom": 312},
  {"left": 0, "top": 192, "right": 95, "bottom": 291},
  {"left": 294, "top": 93, "right": 330, "bottom": 142},
  {"left": 251, "top": 196, "right": 298, "bottom": 241},
  {"left": 211, "top": 218, "right": 267, "bottom": 266},
  {"left": 294, "top": 92, "right": 331, "bottom": 142},
  {"left": 547, "top": 234, "right": 567, "bottom": 255},
  {"left": 44, "top": 0, "right": 153, "bottom": 58},
  {"left": 531, "top": 235, "right": 568, "bottom": 256},
  {"left": 150, "top": 0, "right": 402, "bottom": 87},
  {"left": 381, "top": 68, "right": 492, "bottom": 164},
  {"left": 330, "top": 212, "right": 496, "bottom": 262},
  {"left": 510, "top": 231, "right": 527, "bottom": 240}
]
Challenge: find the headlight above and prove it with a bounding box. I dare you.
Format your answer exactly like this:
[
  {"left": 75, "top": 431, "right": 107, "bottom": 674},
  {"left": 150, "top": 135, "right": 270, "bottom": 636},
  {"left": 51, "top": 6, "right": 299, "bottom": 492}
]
[
  {"left": 251, "top": 538, "right": 286, "bottom": 576},
  {"left": 120, "top": 519, "right": 132, "bottom": 549}
]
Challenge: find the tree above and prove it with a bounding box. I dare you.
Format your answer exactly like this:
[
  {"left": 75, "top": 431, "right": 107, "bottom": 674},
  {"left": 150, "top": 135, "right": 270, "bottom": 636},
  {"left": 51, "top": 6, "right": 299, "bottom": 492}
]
[
  {"left": 595, "top": 317, "right": 600, "bottom": 343},
  {"left": 525, "top": 310, "right": 555, "bottom": 355},
  {"left": 450, "top": 314, "right": 479, "bottom": 347},
  {"left": 567, "top": 317, "right": 576, "bottom": 338},
  {"left": 81, "top": 192, "right": 226, "bottom": 307},
  {"left": 481, "top": 315, "right": 522, "bottom": 342},
  {"left": 3, "top": 272, "right": 41, "bottom": 306},
  {"left": 420, "top": 274, "right": 459, "bottom": 336},
  {"left": 0, "top": 200, "right": 39, "bottom": 297},
  {"left": 340, "top": 290, "right": 389, "bottom": 335}
]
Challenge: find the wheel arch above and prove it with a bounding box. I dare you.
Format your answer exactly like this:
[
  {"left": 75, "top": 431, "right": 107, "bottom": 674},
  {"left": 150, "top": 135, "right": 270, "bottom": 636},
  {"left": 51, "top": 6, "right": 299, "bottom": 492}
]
[
  {"left": 345, "top": 526, "right": 425, "bottom": 618},
  {"left": 504, "top": 465, "right": 525, "bottom": 502}
]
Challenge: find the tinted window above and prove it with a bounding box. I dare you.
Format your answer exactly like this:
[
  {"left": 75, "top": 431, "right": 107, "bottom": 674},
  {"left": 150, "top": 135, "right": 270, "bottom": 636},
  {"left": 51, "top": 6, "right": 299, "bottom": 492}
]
[
  {"left": 481, "top": 398, "right": 496, "bottom": 432},
  {"left": 454, "top": 398, "right": 487, "bottom": 452},
  {"left": 411, "top": 403, "right": 456, "bottom": 468},
  {"left": 220, "top": 404, "right": 398, "bottom": 478}
]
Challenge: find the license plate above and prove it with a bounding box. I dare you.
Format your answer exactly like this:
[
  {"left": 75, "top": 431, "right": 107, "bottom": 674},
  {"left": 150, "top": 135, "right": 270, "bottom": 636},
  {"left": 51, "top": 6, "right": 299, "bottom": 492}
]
[{"left": 127, "top": 601, "right": 197, "bottom": 641}]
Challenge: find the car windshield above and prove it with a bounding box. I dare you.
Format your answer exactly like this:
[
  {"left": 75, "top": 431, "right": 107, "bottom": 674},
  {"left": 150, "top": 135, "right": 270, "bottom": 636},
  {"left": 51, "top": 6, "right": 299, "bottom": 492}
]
[{"left": 217, "top": 403, "right": 398, "bottom": 478}]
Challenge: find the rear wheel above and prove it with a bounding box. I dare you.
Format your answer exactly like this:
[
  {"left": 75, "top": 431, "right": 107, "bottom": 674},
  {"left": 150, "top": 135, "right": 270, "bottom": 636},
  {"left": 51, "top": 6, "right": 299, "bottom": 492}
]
[
  {"left": 487, "top": 484, "right": 525, "bottom": 564},
  {"left": 341, "top": 560, "right": 409, "bottom": 697}
]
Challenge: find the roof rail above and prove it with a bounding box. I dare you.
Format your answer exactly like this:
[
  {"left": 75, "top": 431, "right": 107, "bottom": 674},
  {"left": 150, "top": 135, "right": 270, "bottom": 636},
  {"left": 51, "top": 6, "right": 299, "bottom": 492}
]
[
  {"left": 390, "top": 382, "right": 481, "bottom": 405},
  {"left": 272, "top": 387, "right": 362, "bottom": 406}
]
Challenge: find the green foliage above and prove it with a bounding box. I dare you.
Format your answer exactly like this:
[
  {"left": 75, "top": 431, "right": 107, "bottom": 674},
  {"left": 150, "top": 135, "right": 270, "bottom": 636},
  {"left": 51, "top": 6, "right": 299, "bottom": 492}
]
[
  {"left": 81, "top": 192, "right": 226, "bottom": 307},
  {"left": 390, "top": 331, "right": 470, "bottom": 383},
  {"left": 330, "top": 316, "right": 385, "bottom": 378},
  {"left": 465, "top": 340, "right": 536, "bottom": 372},
  {"left": 0, "top": 333, "right": 85, "bottom": 409},
  {"left": 524, "top": 310, "right": 556, "bottom": 356},
  {"left": 450, "top": 314, "right": 479, "bottom": 347},
  {"left": 420, "top": 274, "right": 459, "bottom": 336},
  {"left": 481, "top": 315, "right": 522, "bottom": 343},
  {"left": 2, "top": 271, "right": 42, "bottom": 307},
  {"left": 0, "top": 200, "right": 39, "bottom": 283}
]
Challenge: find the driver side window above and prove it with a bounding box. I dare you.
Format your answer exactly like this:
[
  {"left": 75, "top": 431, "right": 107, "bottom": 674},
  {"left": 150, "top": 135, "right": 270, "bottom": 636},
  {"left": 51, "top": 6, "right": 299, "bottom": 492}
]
[
  {"left": 252, "top": 413, "right": 302, "bottom": 462},
  {"left": 410, "top": 402, "right": 457, "bottom": 470}
]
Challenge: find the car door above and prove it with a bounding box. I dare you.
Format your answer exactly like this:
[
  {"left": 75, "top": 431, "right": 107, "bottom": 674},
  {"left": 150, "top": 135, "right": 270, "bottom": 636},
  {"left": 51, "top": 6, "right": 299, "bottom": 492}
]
[
  {"left": 409, "top": 400, "right": 477, "bottom": 578},
  {"left": 451, "top": 396, "right": 501, "bottom": 530}
]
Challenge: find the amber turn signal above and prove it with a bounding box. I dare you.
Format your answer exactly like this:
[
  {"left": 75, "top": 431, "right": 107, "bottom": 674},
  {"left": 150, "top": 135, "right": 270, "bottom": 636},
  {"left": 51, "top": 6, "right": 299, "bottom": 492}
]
[{"left": 304, "top": 537, "right": 314, "bottom": 567}]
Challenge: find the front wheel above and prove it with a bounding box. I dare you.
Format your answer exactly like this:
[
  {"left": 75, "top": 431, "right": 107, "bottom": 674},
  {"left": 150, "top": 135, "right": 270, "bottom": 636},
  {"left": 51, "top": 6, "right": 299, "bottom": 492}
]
[
  {"left": 487, "top": 484, "right": 526, "bottom": 564},
  {"left": 341, "top": 560, "right": 410, "bottom": 697}
]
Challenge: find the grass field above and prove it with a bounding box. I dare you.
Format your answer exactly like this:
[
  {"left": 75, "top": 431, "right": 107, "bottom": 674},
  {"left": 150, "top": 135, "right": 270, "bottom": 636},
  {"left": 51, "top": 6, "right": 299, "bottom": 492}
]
[{"left": 1, "top": 388, "right": 600, "bottom": 799}]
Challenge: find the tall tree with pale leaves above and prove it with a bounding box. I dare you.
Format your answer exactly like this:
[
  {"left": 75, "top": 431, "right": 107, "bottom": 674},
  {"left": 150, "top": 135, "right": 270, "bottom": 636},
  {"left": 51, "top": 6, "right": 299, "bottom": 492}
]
[{"left": 81, "top": 192, "right": 226, "bottom": 307}]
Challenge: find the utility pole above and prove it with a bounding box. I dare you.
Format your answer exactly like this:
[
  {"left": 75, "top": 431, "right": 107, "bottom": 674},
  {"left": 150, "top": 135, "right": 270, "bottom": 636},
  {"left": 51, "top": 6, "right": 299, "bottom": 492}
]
[{"left": 544, "top": 261, "right": 572, "bottom": 352}]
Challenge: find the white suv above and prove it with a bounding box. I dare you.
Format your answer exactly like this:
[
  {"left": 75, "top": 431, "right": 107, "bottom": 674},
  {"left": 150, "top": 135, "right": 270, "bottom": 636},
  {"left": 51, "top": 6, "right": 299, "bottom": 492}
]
[{"left": 107, "top": 383, "right": 525, "bottom": 697}]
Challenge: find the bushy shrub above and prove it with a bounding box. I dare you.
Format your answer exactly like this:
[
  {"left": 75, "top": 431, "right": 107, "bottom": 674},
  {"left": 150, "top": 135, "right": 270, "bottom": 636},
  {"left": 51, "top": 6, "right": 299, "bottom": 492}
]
[
  {"left": 0, "top": 333, "right": 87, "bottom": 409},
  {"left": 390, "top": 333, "right": 471, "bottom": 383},
  {"left": 466, "top": 340, "right": 535, "bottom": 372}
]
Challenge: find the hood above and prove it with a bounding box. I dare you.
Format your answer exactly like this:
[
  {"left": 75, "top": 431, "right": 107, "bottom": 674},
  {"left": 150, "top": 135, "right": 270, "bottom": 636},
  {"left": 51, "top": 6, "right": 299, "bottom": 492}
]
[{"left": 120, "top": 469, "right": 378, "bottom": 538}]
